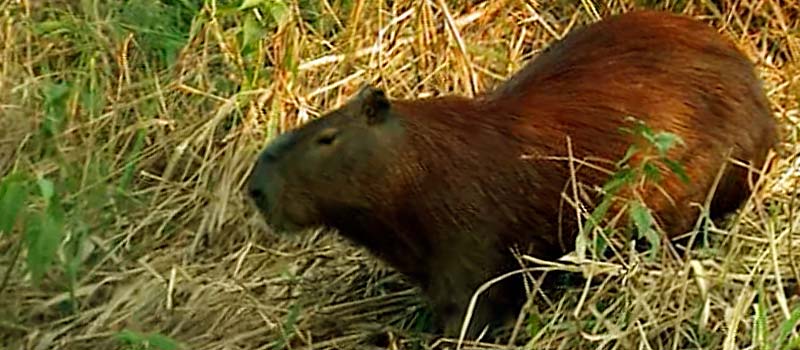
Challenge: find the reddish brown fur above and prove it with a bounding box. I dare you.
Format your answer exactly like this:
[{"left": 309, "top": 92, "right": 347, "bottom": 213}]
[{"left": 247, "top": 10, "right": 778, "bottom": 339}]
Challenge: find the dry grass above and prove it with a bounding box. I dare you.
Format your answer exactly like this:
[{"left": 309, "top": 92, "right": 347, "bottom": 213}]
[{"left": 0, "top": 0, "right": 799, "bottom": 349}]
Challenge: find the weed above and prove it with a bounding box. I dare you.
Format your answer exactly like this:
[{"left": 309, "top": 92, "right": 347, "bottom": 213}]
[{"left": 577, "top": 117, "right": 689, "bottom": 261}]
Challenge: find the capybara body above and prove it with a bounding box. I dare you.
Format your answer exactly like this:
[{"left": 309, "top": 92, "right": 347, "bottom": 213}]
[{"left": 247, "top": 10, "right": 777, "bottom": 338}]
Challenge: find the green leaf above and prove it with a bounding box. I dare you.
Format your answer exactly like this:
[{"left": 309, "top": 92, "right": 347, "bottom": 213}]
[
  {"left": 281, "top": 23, "right": 298, "bottom": 75},
  {"left": 630, "top": 201, "right": 653, "bottom": 239},
  {"left": 267, "top": 0, "right": 291, "bottom": 28},
  {"left": 602, "top": 168, "right": 634, "bottom": 194},
  {"left": 41, "top": 82, "right": 71, "bottom": 138},
  {"left": 0, "top": 173, "right": 30, "bottom": 234},
  {"left": 787, "top": 337, "right": 800, "bottom": 350},
  {"left": 643, "top": 162, "right": 662, "bottom": 182},
  {"left": 145, "top": 333, "right": 180, "bottom": 350},
  {"left": 239, "top": 0, "right": 265, "bottom": 10},
  {"left": 593, "top": 232, "right": 608, "bottom": 257},
  {"left": 24, "top": 211, "right": 64, "bottom": 285},
  {"left": 774, "top": 305, "right": 800, "bottom": 350},
  {"left": 283, "top": 302, "right": 301, "bottom": 334},
  {"left": 643, "top": 226, "right": 660, "bottom": 258},
  {"left": 115, "top": 329, "right": 181, "bottom": 349},
  {"left": 527, "top": 312, "right": 543, "bottom": 337},
  {"left": 80, "top": 58, "right": 106, "bottom": 118},
  {"left": 64, "top": 223, "right": 90, "bottom": 293},
  {"left": 119, "top": 128, "right": 146, "bottom": 192},
  {"left": 115, "top": 329, "right": 146, "bottom": 344},
  {"left": 652, "top": 131, "right": 684, "bottom": 155},
  {"left": 582, "top": 195, "right": 615, "bottom": 236},
  {"left": 623, "top": 116, "right": 654, "bottom": 141},
  {"left": 616, "top": 144, "right": 638, "bottom": 167},
  {"left": 38, "top": 178, "right": 55, "bottom": 201},
  {"left": 630, "top": 200, "right": 660, "bottom": 258},
  {"left": 638, "top": 124, "right": 655, "bottom": 140},
  {"left": 663, "top": 158, "right": 690, "bottom": 184},
  {"left": 274, "top": 302, "right": 302, "bottom": 349},
  {"left": 242, "top": 13, "right": 265, "bottom": 52},
  {"left": 24, "top": 178, "right": 65, "bottom": 285},
  {"left": 34, "top": 20, "right": 71, "bottom": 36}
]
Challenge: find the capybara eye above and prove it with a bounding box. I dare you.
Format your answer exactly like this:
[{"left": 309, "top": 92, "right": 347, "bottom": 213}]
[
  {"left": 317, "top": 134, "right": 336, "bottom": 145},
  {"left": 316, "top": 128, "right": 339, "bottom": 146}
]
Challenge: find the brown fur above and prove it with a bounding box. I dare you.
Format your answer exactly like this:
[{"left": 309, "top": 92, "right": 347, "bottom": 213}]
[{"left": 246, "top": 10, "right": 778, "bottom": 339}]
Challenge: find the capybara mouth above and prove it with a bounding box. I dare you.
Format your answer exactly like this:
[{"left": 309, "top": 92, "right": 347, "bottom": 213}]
[
  {"left": 246, "top": 186, "right": 308, "bottom": 234},
  {"left": 253, "top": 207, "right": 306, "bottom": 235},
  {"left": 249, "top": 199, "right": 274, "bottom": 224}
]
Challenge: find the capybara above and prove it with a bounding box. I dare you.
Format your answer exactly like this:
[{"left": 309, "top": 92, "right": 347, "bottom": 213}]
[{"left": 246, "top": 10, "right": 778, "bottom": 339}]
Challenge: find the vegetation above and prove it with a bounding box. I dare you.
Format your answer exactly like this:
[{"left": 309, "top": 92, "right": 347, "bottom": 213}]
[{"left": 0, "top": 0, "right": 798, "bottom": 349}]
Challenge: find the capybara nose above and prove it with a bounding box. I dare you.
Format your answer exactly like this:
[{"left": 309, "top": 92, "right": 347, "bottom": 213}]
[
  {"left": 247, "top": 141, "right": 284, "bottom": 211},
  {"left": 247, "top": 170, "right": 268, "bottom": 208},
  {"left": 247, "top": 156, "right": 270, "bottom": 206},
  {"left": 248, "top": 184, "right": 267, "bottom": 207}
]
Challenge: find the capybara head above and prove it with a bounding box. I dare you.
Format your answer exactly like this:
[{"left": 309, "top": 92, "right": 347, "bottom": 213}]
[{"left": 247, "top": 86, "right": 403, "bottom": 233}]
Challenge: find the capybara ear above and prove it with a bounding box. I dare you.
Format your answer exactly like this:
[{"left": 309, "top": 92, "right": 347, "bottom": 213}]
[{"left": 355, "top": 85, "right": 390, "bottom": 125}]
